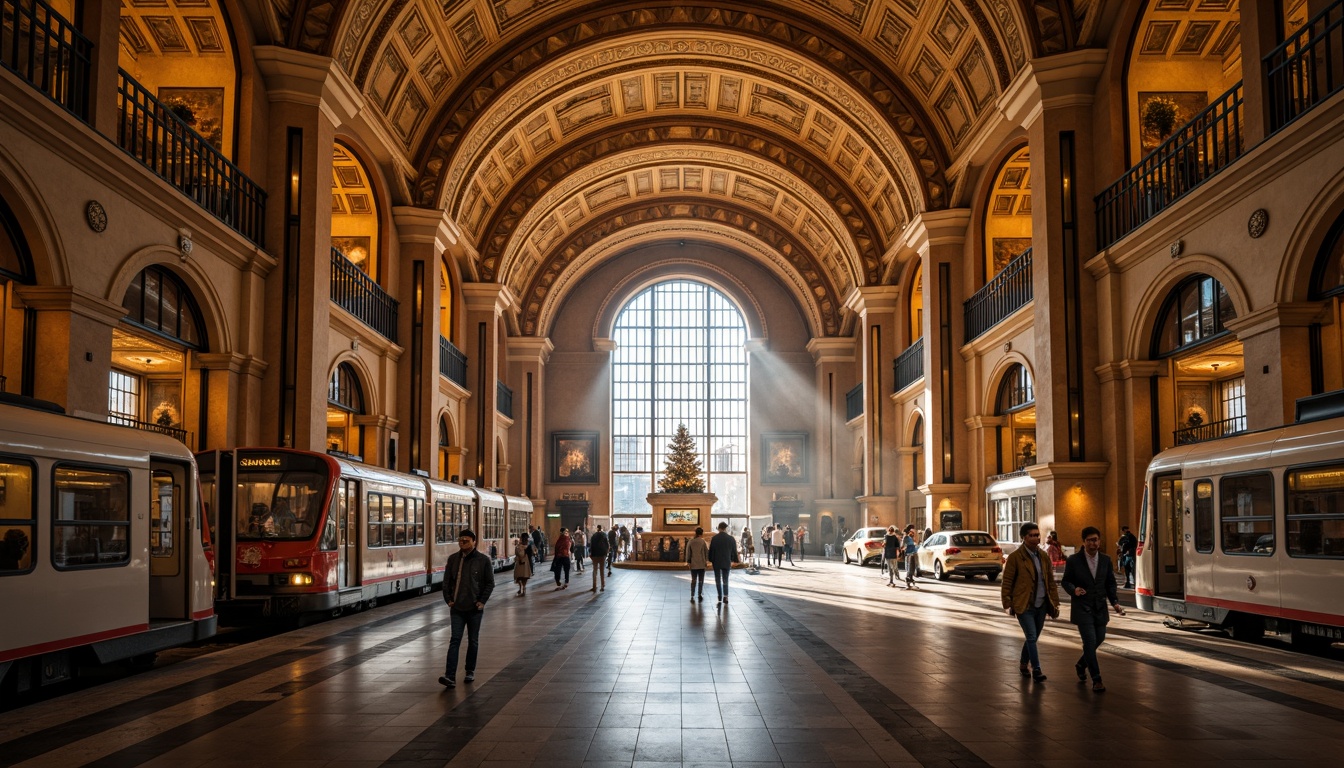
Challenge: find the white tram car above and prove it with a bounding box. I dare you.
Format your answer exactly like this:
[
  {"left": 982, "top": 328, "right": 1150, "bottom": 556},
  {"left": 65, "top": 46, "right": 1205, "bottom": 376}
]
[
  {"left": 199, "top": 448, "right": 536, "bottom": 617},
  {"left": 1136, "top": 391, "right": 1344, "bottom": 647},
  {"left": 0, "top": 396, "right": 216, "bottom": 696}
]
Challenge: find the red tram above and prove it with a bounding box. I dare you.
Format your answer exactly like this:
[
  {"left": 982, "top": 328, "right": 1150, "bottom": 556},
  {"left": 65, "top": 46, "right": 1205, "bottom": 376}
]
[{"left": 199, "top": 448, "right": 534, "bottom": 617}]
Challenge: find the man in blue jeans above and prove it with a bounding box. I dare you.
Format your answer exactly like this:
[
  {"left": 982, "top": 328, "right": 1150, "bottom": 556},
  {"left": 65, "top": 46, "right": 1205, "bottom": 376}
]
[
  {"left": 1000, "top": 522, "right": 1060, "bottom": 683},
  {"left": 441, "top": 529, "right": 495, "bottom": 688},
  {"left": 707, "top": 522, "right": 738, "bottom": 604}
]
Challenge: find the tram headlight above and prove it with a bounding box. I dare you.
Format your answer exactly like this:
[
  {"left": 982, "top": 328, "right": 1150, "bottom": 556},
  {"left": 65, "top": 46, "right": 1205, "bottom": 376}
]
[{"left": 271, "top": 572, "right": 315, "bottom": 586}]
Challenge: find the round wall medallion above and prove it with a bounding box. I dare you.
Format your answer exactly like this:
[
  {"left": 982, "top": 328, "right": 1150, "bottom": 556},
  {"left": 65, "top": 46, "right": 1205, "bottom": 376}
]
[
  {"left": 1169, "top": 239, "right": 1184, "bottom": 258},
  {"left": 85, "top": 200, "right": 107, "bottom": 233},
  {"left": 1248, "top": 208, "right": 1269, "bottom": 238}
]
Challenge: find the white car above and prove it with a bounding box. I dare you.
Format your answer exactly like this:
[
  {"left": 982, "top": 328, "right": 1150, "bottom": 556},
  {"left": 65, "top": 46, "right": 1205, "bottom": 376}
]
[
  {"left": 842, "top": 527, "right": 890, "bottom": 566},
  {"left": 915, "top": 530, "right": 1003, "bottom": 581}
]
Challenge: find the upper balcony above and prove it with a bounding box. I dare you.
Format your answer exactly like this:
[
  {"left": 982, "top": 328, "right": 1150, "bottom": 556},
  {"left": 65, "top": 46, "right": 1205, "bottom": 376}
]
[
  {"left": 894, "top": 337, "right": 924, "bottom": 393},
  {"left": 497, "top": 381, "right": 514, "bottom": 419},
  {"left": 845, "top": 383, "right": 864, "bottom": 421},
  {"left": 330, "top": 248, "right": 399, "bottom": 344},
  {"left": 1, "top": 0, "right": 90, "bottom": 119},
  {"left": 964, "top": 248, "right": 1033, "bottom": 343},
  {"left": 1174, "top": 414, "right": 1247, "bottom": 446},
  {"left": 440, "top": 336, "right": 467, "bottom": 389}
]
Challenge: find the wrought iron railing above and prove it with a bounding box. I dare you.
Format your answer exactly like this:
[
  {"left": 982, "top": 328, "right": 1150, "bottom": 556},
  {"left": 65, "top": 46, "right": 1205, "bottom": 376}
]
[
  {"left": 497, "top": 381, "right": 514, "bottom": 419},
  {"left": 1095, "top": 83, "right": 1244, "bottom": 249},
  {"left": 439, "top": 335, "right": 467, "bottom": 388},
  {"left": 845, "top": 383, "right": 864, "bottom": 421},
  {"left": 964, "top": 248, "right": 1033, "bottom": 342},
  {"left": 1174, "top": 415, "right": 1247, "bottom": 446},
  {"left": 894, "top": 337, "right": 924, "bottom": 393},
  {"left": 1266, "top": 0, "right": 1344, "bottom": 132},
  {"left": 116, "top": 70, "right": 266, "bottom": 246},
  {"left": 0, "top": 0, "right": 90, "bottom": 119},
  {"left": 107, "top": 414, "right": 189, "bottom": 445},
  {"left": 330, "top": 248, "right": 399, "bottom": 343}
]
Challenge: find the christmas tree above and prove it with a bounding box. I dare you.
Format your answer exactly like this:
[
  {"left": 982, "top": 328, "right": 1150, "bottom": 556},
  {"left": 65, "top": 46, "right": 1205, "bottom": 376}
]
[{"left": 658, "top": 423, "right": 706, "bottom": 493}]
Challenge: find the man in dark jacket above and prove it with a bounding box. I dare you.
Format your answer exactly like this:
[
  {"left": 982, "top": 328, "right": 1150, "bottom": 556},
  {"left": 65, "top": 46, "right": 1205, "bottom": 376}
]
[
  {"left": 530, "top": 525, "right": 545, "bottom": 563},
  {"left": 707, "top": 522, "right": 738, "bottom": 604},
  {"left": 1060, "top": 526, "right": 1126, "bottom": 692},
  {"left": 441, "top": 528, "right": 495, "bottom": 688},
  {"left": 1116, "top": 526, "right": 1138, "bottom": 588},
  {"left": 588, "top": 524, "right": 610, "bottom": 592}
]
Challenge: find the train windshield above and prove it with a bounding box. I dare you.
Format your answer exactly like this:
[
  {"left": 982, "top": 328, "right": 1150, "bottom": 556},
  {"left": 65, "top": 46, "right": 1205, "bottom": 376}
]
[{"left": 235, "top": 470, "right": 326, "bottom": 540}]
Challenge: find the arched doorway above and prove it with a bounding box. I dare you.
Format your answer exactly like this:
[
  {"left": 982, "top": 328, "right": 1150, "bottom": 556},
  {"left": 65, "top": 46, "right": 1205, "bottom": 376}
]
[
  {"left": 987, "top": 363, "right": 1037, "bottom": 546},
  {"left": 0, "top": 194, "right": 35, "bottom": 396},
  {"left": 908, "top": 415, "right": 926, "bottom": 534},
  {"left": 326, "top": 362, "right": 366, "bottom": 460},
  {"left": 982, "top": 146, "right": 1032, "bottom": 283},
  {"left": 111, "top": 265, "right": 207, "bottom": 446},
  {"left": 331, "top": 143, "right": 383, "bottom": 281},
  {"left": 1151, "top": 274, "right": 1243, "bottom": 446}
]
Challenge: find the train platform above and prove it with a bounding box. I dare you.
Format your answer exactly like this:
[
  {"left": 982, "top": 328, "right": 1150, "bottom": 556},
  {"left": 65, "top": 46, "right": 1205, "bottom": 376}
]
[{"left": 4, "top": 559, "right": 1344, "bottom": 767}]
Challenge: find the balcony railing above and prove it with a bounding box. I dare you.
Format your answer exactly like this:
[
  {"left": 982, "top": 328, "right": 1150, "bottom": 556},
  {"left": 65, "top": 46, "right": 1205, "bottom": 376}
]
[
  {"left": 1095, "top": 83, "right": 1244, "bottom": 249},
  {"left": 116, "top": 70, "right": 266, "bottom": 246},
  {"left": 1, "top": 0, "right": 90, "bottom": 119},
  {"left": 107, "top": 414, "right": 189, "bottom": 445},
  {"left": 1174, "top": 415, "right": 1247, "bottom": 446},
  {"left": 330, "top": 248, "right": 399, "bottom": 343},
  {"left": 497, "top": 381, "right": 514, "bottom": 419},
  {"left": 1266, "top": 0, "right": 1344, "bottom": 132},
  {"left": 440, "top": 335, "right": 467, "bottom": 388},
  {"left": 845, "top": 383, "right": 864, "bottom": 421},
  {"left": 964, "top": 248, "right": 1033, "bottom": 342},
  {"left": 894, "top": 337, "right": 924, "bottom": 393}
]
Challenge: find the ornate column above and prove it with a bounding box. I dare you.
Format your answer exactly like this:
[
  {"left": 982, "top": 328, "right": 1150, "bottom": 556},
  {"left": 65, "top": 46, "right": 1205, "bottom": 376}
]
[
  {"left": 844, "top": 286, "right": 901, "bottom": 526},
  {"left": 508, "top": 336, "right": 554, "bottom": 502},
  {"left": 462, "top": 283, "right": 515, "bottom": 486},
  {"left": 1095, "top": 359, "right": 1163, "bottom": 534},
  {"left": 908, "top": 210, "right": 972, "bottom": 522},
  {"left": 807, "top": 336, "right": 859, "bottom": 541},
  {"left": 1023, "top": 50, "right": 1111, "bottom": 539}
]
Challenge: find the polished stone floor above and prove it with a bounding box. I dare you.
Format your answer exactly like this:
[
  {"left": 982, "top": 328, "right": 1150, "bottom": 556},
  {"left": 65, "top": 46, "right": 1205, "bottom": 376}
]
[{"left": 4, "top": 557, "right": 1344, "bottom": 767}]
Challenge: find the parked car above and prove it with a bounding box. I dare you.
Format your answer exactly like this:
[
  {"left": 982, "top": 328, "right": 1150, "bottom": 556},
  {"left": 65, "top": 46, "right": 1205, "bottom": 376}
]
[
  {"left": 842, "top": 527, "right": 889, "bottom": 566},
  {"left": 915, "top": 530, "right": 1003, "bottom": 581}
]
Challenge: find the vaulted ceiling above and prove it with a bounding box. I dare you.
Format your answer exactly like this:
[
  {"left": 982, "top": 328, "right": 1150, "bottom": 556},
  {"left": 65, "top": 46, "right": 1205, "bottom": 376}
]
[{"left": 262, "top": 0, "right": 1095, "bottom": 336}]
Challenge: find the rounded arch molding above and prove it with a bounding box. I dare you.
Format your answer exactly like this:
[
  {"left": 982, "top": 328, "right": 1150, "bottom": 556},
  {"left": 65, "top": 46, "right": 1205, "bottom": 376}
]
[
  {"left": 1124, "top": 254, "right": 1253, "bottom": 362},
  {"left": 589, "top": 257, "right": 770, "bottom": 347},
  {"left": 982, "top": 352, "right": 1037, "bottom": 416},
  {"left": 1275, "top": 165, "right": 1344, "bottom": 304},
  {"left": 106, "top": 245, "right": 234, "bottom": 353},
  {"left": 905, "top": 409, "right": 926, "bottom": 445},
  {"left": 0, "top": 143, "right": 68, "bottom": 286},
  {"left": 328, "top": 351, "right": 380, "bottom": 416}
]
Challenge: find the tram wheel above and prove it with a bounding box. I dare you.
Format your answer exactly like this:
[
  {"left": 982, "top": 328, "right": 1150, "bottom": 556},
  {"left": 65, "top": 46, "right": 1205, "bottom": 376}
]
[
  {"left": 1226, "top": 615, "right": 1265, "bottom": 643},
  {"left": 364, "top": 597, "right": 378, "bottom": 610}
]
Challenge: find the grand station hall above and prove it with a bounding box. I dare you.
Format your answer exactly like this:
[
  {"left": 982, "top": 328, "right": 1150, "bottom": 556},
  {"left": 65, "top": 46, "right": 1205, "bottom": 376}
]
[{"left": 3, "top": 0, "right": 1344, "bottom": 766}]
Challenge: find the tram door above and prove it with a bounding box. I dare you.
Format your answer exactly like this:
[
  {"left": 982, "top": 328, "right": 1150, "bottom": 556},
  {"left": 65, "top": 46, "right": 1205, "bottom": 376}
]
[
  {"left": 338, "top": 478, "right": 360, "bottom": 588},
  {"left": 1152, "top": 473, "right": 1184, "bottom": 597},
  {"left": 149, "top": 460, "right": 190, "bottom": 619}
]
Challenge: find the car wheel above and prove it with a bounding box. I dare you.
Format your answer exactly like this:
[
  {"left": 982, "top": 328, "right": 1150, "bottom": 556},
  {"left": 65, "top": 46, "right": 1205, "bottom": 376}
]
[
  {"left": 843, "top": 548, "right": 851, "bottom": 564},
  {"left": 987, "top": 571, "right": 1000, "bottom": 582},
  {"left": 935, "top": 560, "right": 949, "bottom": 581}
]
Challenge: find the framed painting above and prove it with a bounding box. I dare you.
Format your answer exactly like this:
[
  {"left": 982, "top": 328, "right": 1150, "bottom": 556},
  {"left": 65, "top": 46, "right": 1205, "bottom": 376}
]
[
  {"left": 991, "top": 237, "right": 1032, "bottom": 277},
  {"left": 157, "top": 87, "right": 225, "bottom": 150},
  {"left": 331, "top": 236, "right": 372, "bottom": 272},
  {"left": 664, "top": 508, "right": 699, "bottom": 526},
  {"left": 761, "top": 432, "right": 808, "bottom": 484},
  {"left": 551, "top": 431, "right": 598, "bottom": 483},
  {"left": 1137, "top": 91, "right": 1208, "bottom": 154}
]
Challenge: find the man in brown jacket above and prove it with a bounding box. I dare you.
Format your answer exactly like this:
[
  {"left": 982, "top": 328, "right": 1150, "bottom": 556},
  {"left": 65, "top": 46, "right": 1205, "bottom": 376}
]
[{"left": 1000, "top": 522, "right": 1060, "bottom": 682}]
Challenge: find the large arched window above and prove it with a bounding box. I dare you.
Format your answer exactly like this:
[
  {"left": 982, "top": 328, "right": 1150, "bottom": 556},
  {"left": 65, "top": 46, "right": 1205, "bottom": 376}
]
[
  {"left": 996, "top": 364, "right": 1036, "bottom": 471},
  {"left": 982, "top": 146, "right": 1032, "bottom": 281},
  {"left": 611, "top": 280, "right": 749, "bottom": 522},
  {"left": 1152, "top": 274, "right": 1235, "bottom": 356}
]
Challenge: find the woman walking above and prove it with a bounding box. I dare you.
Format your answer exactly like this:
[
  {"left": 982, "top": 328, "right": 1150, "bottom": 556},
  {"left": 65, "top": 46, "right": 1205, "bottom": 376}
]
[
  {"left": 796, "top": 525, "right": 806, "bottom": 561},
  {"left": 573, "top": 527, "right": 586, "bottom": 573},
  {"left": 552, "top": 528, "right": 572, "bottom": 590},
  {"left": 513, "top": 534, "right": 534, "bottom": 596},
  {"left": 902, "top": 525, "right": 921, "bottom": 589}
]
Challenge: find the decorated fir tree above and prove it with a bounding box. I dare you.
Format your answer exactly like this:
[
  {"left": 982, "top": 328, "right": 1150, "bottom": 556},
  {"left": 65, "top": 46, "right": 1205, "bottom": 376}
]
[{"left": 658, "top": 423, "right": 706, "bottom": 493}]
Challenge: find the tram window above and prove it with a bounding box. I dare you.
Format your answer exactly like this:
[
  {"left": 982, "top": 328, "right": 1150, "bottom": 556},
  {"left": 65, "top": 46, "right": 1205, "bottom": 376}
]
[
  {"left": 1193, "top": 480, "right": 1214, "bottom": 553},
  {"left": 0, "top": 459, "right": 36, "bottom": 574},
  {"left": 435, "top": 501, "right": 450, "bottom": 544},
  {"left": 52, "top": 466, "right": 130, "bottom": 569},
  {"left": 150, "top": 470, "right": 176, "bottom": 560},
  {"left": 366, "top": 492, "right": 381, "bottom": 547},
  {"left": 235, "top": 470, "right": 324, "bottom": 540},
  {"left": 1286, "top": 465, "right": 1344, "bottom": 558},
  {"left": 393, "top": 496, "right": 407, "bottom": 545},
  {"left": 413, "top": 499, "right": 424, "bottom": 545},
  {"left": 1220, "top": 473, "right": 1274, "bottom": 555}
]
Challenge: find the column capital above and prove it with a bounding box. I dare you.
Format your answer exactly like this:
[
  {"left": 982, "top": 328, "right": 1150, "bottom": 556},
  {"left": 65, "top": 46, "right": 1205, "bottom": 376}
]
[
  {"left": 462, "top": 282, "right": 517, "bottom": 315},
  {"left": 593, "top": 338, "right": 618, "bottom": 353},
  {"left": 193, "top": 352, "right": 252, "bottom": 373},
  {"left": 806, "top": 337, "right": 856, "bottom": 364},
  {"left": 964, "top": 414, "right": 1006, "bottom": 429},
  {"left": 393, "top": 206, "right": 465, "bottom": 254},
  {"left": 1017, "top": 48, "right": 1109, "bottom": 126},
  {"left": 1094, "top": 359, "right": 1164, "bottom": 383},
  {"left": 843, "top": 285, "right": 901, "bottom": 315},
  {"left": 1026, "top": 461, "right": 1110, "bottom": 483},
  {"left": 903, "top": 209, "right": 972, "bottom": 254},
  {"left": 253, "top": 46, "right": 362, "bottom": 127},
  {"left": 15, "top": 285, "right": 127, "bottom": 325},
  {"left": 507, "top": 336, "right": 554, "bottom": 365},
  {"left": 1224, "top": 301, "right": 1330, "bottom": 339}
]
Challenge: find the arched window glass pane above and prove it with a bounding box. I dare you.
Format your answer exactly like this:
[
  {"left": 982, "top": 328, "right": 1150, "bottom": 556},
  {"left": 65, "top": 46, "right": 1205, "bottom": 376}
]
[
  {"left": 328, "top": 363, "right": 364, "bottom": 414},
  {"left": 121, "top": 265, "right": 206, "bottom": 349},
  {"left": 611, "top": 281, "right": 748, "bottom": 519},
  {"left": 1310, "top": 218, "right": 1344, "bottom": 299},
  {"left": 1154, "top": 274, "right": 1236, "bottom": 356},
  {"left": 997, "top": 365, "right": 1035, "bottom": 414}
]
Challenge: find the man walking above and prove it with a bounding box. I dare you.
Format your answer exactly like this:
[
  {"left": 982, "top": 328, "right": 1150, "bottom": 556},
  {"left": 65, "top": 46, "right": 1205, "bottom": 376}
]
[
  {"left": 530, "top": 525, "right": 545, "bottom": 564},
  {"left": 1000, "top": 522, "right": 1059, "bottom": 683},
  {"left": 1061, "top": 526, "right": 1126, "bottom": 692},
  {"left": 685, "top": 527, "right": 709, "bottom": 602},
  {"left": 573, "top": 526, "right": 586, "bottom": 573},
  {"left": 441, "top": 529, "right": 495, "bottom": 688},
  {"left": 761, "top": 524, "right": 773, "bottom": 567},
  {"left": 1117, "top": 525, "right": 1138, "bottom": 588},
  {"left": 783, "top": 525, "right": 796, "bottom": 566},
  {"left": 588, "top": 524, "right": 610, "bottom": 592},
  {"left": 552, "top": 527, "right": 572, "bottom": 590},
  {"left": 708, "top": 522, "right": 738, "bottom": 604}
]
